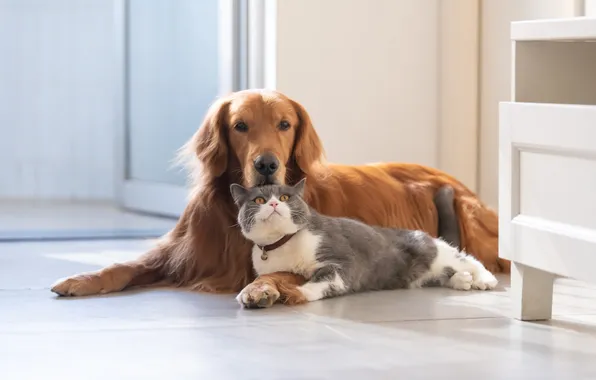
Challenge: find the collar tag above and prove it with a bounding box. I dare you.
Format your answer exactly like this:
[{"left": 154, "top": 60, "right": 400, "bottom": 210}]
[
  {"left": 257, "top": 232, "right": 297, "bottom": 261},
  {"left": 260, "top": 249, "right": 268, "bottom": 261}
]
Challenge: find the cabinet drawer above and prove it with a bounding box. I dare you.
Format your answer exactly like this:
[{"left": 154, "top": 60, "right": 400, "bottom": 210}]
[{"left": 499, "top": 102, "right": 596, "bottom": 282}]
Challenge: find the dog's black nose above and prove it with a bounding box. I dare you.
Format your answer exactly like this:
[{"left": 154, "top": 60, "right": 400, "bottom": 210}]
[{"left": 254, "top": 154, "right": 279, "bottom": 176}]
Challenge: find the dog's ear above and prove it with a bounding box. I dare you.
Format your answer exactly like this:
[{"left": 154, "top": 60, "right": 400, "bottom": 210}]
[
  {"left": 189, "top": 98, "right": 230, "bottom": 177},
  {"left": 290, "top": 99, "right": 325, "bottom": 175},
  {"left": 229, "top": 183, "right": 248, "bottom": 206}
]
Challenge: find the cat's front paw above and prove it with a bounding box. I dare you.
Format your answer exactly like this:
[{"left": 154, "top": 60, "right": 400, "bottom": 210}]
[
  {"left": 236, "top": 282, "right": 280, "bottom": 309},
  {"left": 471, "top": 270, "right": 499, "bottom": 290},
  {"left": 448, "top": 271, "right": 473, "bottom": 291}
]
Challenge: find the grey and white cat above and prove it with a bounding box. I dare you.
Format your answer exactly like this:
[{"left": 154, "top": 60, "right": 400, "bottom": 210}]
[{"left": 231, "top": 179, "right": 498, "bottom": 308}]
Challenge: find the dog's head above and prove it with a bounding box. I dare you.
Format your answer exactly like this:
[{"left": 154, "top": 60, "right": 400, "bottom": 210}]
[{"left": 185, "top": 90, "right": 324, "bottom": 187}]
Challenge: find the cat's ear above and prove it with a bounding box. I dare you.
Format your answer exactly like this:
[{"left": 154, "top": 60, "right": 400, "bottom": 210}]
[
  {"left": 230, "top": 183, "right": 248, "bottom": 205},
  {"left": 293, "top": 178, "right": 307, "bottom": 197}
]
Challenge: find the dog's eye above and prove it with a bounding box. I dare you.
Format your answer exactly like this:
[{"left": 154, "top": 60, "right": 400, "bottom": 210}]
[
  {"left": 234, "top": 122, "right": 248, "bottom": 132},
  {"left": 254, "top": 197, "right": 266, "bottom": 205},
  {"left": 279, "top": 194, "right": 289, "bottom": 202},
  {"left": 278, "top": 120, "right": 291, "bottom": 131}
]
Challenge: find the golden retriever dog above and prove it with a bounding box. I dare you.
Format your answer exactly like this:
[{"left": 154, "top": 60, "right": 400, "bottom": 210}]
[{"left": 51, "top": 90, "right": 507, "bottom": 306}]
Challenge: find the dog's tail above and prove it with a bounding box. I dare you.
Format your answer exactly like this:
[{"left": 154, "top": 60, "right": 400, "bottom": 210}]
[
  {"left": 377, "top": 163, "right": 508, "bottom": 274},
  {"left": 433, "top": 186, "right": 461, "bottom": 249}
]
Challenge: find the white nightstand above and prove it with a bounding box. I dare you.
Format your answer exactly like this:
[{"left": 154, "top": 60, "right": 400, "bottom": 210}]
[{"left": 500, "top": 18, "right": 596, "bottom": 321}]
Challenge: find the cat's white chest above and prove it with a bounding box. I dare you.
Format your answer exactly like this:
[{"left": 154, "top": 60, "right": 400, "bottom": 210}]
[{"left": 251, "top": 229, "right": 322, "bottom": 279}]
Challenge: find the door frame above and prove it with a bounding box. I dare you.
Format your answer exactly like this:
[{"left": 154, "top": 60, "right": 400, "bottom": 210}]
[
  {"left": 246, "top": 0, "right": 277, "bottom": 89},
  {"left": 114, "top": 0, "right": 248, "bottom": 218}
]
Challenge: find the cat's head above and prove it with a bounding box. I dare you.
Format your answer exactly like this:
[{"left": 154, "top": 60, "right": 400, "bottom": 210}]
[{"left": 230, "top": 179, "right": 310, "bottom": 244}]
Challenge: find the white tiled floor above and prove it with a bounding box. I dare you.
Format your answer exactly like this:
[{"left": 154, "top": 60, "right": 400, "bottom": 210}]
[
  {"left": 2, "top": 239, "right": 596, "bottom": 379},
  {"left": 0, "top": 201, "right": 176, "bottom": 240}
]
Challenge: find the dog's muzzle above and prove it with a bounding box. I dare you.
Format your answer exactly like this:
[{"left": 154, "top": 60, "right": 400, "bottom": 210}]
[{"left": 253, "top": 153, "right": 279, "bottom": 185}]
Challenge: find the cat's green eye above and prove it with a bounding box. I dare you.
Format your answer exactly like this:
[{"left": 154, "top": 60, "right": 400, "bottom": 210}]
[
  {"left": 254, "top": 197, "right": 266, "bottom": 205},
  {"left": 279, "top": 194, "right": 289, "bottom": 202}
]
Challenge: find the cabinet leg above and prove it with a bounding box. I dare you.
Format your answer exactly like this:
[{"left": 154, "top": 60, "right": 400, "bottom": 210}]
[{"left": 511, "top": 262, "right": 555, "bottom": 321}]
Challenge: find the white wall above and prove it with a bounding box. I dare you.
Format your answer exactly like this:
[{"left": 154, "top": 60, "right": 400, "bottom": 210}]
[
  {"left": 438, "top": 1, "right": 480, "bottom": 192},
  {"left": 479, "top": 0, "right": 583, "bottom": 207},
  {"left": 0, "top": 0, "right": 474, "bottom": 202},
  {"left": 273, "top": 0, "right": 440, "bottom": 169},
  {"left": 587, "top": 0, "right": 596, "bottom": 15},
  {"left": 5, "top": 0, "right": 583, "bottom": 204},
  {"left": 0, "top": 0, "right": 118, "bottom": 200}
]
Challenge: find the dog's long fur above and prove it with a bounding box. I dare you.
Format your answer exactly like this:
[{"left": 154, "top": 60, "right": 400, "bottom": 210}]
[{"left": 51, "top": 90, "right": 508, "bottom": 300}]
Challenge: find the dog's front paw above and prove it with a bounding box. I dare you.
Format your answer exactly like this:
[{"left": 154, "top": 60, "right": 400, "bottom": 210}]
[
  {"left": 51, "top": 274, "right": 103, "bottom": 297},
  {"left": 236, "top": 282, "right": 280, "bottom": 309}
]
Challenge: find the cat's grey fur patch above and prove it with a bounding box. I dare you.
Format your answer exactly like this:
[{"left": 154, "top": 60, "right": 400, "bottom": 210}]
[
  {"left": 443, "top": 266, "right": 457, "bottom": 278},
  {"left": 424, "top": 266, "right": 457, "bottom": 287},
  {"left": 232, "top": 180, "right": 445, "bottom": 296}
]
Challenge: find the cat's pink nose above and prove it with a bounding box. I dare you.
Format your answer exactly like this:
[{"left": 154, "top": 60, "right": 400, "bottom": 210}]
[{"left": 269, "top": 201, "right": 278, "bottom": 208}]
